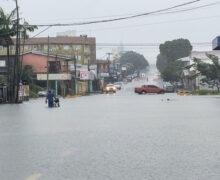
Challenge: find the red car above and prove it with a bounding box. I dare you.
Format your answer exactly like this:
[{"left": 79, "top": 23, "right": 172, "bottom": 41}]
[{"left": 135, "top": 85, "right": 165, "bottom": 94}]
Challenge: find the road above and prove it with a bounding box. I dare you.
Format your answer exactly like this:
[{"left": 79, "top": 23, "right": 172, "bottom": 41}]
[{"left": 0, "top": 79, "right": 220, "bottom": 179}]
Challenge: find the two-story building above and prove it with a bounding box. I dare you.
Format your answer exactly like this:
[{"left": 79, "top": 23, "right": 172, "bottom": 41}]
[{"left": 0, "top": 36, "right": 96, "bottom": 96}]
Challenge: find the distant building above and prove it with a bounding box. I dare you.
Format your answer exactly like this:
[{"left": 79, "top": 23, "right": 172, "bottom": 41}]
[
  {"left": 56, "top": 30, "right": 77, "bottom": 37},
  {"left": 96, "top": 60, "right": 110, "bottom": 79}
]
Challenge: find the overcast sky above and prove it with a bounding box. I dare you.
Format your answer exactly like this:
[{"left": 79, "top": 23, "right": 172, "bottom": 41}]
[{"left": 1, "top": 0, "right": 220, "bottom": 63}]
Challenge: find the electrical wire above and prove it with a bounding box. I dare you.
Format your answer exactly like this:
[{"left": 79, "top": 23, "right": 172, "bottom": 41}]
[
  {"left": 26, "top": 0, "right": 201, "bottom": 27},
  {"left": 27, "top": 1, "right": 220, "bottom": 23},
  {"left": 31, "top": 26, "right": 52, "bottom": 38},
  {"left": 77, "top": 15, "right": 220, "bottom": 33}
]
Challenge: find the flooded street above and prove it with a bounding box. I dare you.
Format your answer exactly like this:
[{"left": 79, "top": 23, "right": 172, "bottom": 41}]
[{"left": 0, "top": 84, "right": 220, "bottom": 180}]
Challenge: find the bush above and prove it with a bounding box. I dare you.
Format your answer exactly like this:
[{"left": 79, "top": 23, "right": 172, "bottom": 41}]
[
  {"left": 30, "top": 84, "right": 44, "bottom": 94},
  {"left": 29, "top": 91, "right": 38, "bottom": 98},
  {"left": 192, "top": 90, "right": 220, "bottom": 95}
]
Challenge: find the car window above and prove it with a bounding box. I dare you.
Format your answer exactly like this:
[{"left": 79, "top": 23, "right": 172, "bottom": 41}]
[{"left": 148, "top": 85, "right": 156, "bottom": 88}]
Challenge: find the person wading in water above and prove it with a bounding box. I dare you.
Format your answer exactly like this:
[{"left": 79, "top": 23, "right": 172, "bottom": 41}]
[{"left": 46, "top": 90, "right": 55, "bottom": 107}]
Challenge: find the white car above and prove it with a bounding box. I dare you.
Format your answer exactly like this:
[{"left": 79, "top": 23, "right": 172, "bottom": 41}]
[
  {"left": 114, "top": 82, "right": 122, "bottom": 90},
  {"left": 38, "top": 91, "right": 47, "bottom": 97},
  {"left": 105, "top": 84, "right": 117, "bottom": 93}
]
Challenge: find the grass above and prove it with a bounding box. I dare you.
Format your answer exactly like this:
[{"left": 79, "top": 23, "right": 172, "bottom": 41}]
[{"left": 192, "top": 90, "right": 220, "bottom": 95}]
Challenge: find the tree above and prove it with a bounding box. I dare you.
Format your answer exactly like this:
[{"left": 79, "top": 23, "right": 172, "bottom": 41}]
[
  {"left": 157, "top": 39, "right": 192, "bottom": 74},
  {"left": 21, "top": 65, "right": 34, "bottom": 84},
  {"left": 156, "top": 54, "right": 168, "bottom": 73},
  {"left": 186, "top": 54, "right": 220, "bottom": 91},
  {"left": 20, "top": 21, "right": 37, "bottom": 67},
  {"left": 159, "top": 39, "right": 192, "bottom": 62},
  {"left": 0, "top": 8, "right": 17, "bottom": 102},
  {"left": 119, "top": 51, "right": 149, "bottom": 74},
  {"left": 124, "top": 63, "right": 135, "bottom": 76},
  {"left": 161, "top": 60, "right": 184, "bottom": 83}
]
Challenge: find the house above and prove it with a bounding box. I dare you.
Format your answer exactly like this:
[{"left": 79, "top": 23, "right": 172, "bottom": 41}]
[
  {"left": 21, "top": 52, "right": 94, "bottom": 96},
  {"left": 180, "top": 50, "right": 220, "bottom": 91}
]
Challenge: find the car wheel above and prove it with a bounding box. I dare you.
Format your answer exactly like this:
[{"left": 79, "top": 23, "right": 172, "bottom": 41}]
[
  {"left": 141, "top": 91, "right": 147, "bottom": 94},
  {"left": 159, "top": 91, "right": 165, "bottom": 94}
]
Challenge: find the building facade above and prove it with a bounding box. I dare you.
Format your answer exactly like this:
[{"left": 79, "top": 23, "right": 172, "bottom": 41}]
[
  {"left": 21, "top": 52, "right": 95, "bottom": 96},
  {"left": 180, "top": 51, "right": 220, "bottom": 91},
  {"left": 0, "top": 36, "right": 96, "bottom": 66}
]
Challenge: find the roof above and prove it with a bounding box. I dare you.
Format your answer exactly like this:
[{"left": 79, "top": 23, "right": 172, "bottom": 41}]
[
  {"left": 14, "top": 36, "right": 96, "bottom": 45},
  {"left": 22, "top": 51, "right": 74, "bottom": 61}
]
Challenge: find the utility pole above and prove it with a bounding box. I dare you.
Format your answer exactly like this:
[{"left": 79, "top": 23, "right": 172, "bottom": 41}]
[
  {"left": 106, "top": 53, "right": 112, "bottom": 81},
  {"left": 14, "top": 0, "right": 20, "bottom": 103},
  {"left": 46, "top": 36, "right": 49, "bottom": 91},
  {"left": 74, "top": 55, "right": 78, "bottom": 95}
]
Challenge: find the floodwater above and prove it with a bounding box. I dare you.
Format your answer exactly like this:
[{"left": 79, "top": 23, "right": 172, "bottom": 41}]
[{"left": 0, "top": 83, "right": 220, "bottom": 180}]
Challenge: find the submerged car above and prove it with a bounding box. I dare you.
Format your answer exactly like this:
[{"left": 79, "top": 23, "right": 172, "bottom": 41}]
[
  {"left": 105, "top": 84, "right": 117, "bottom": 93},
  {"left": 135, "top": 85, "right": 165, "bottom": 94},
  {"left": 114, "top": 82, "right": 122, "bottom": 90}
]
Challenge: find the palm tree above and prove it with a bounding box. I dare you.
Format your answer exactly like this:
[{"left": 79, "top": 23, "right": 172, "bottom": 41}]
[
  {"left": 20, "top": 21, "right": 37, "bottom": 66},
  {"left": 0, "top": 7, "right": 17, "bottom": 102}
]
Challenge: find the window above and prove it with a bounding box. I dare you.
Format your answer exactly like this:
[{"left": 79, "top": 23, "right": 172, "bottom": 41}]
[
  {"left": 0, "top": 46, "right": 3, "bottom": 51},
  {"left": 75, "top": 45, "right": 81, "bottom": 50},
  {"left": 48, "top": 61, "right": 60, "bottom": 73},
  {"left": 28, "top": 45, "right": 33, "bottom": 51},
  {"left": 11, "top": 46, "right": 15, "bottom": 51},
  {"left": 64, "top": 45, "right": 69, "bottom": 50},
  {"left": 0, "top": 60, "right": 6, "bottom": 67},
  {"left": 148, "top": 85, "right": 158, "bottom": 88},
  {"left": 49, "top": 45, "right": 53, "bottom": 51}
]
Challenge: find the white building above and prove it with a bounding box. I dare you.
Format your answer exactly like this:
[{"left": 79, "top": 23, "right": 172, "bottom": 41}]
[{"left": 180, "top": 51, "right": 220, "bottom": 91}]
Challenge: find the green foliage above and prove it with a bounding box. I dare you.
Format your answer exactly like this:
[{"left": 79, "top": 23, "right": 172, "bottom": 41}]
[
  {"left": 161, "top": 61, "right": 184, "bottom": 83},
  {"left": 21, "top": 65, "right": 44, "bottom": 98},
  {"left": 29, "top": 91, "right": 38, "bottom": 98},
  {"left": 123, "top": 63, "right": 135, "bottom": 75},
  {"left": 157, "top": 39, "right": 192, "bottom": 73},
  {"left": 20, "top": 21, "right": 37, "bottom": 40},
  {"left": 30, "top": 83, "right": 44, "bottom": 94},
  {"left": 192, "top": 90, "right": 220, "bottom": 95},
  {"left": 0, "top": 8, "right": 17, "bottom": 46},
  {"left": 189, "top": 54, "right": 220, "bottom": 90},
  {"left": 21, "top": 65, "right": 34, "bottom": 84},
  {"left": 159, "top": 39, "right": 192, "bottom": 62},
  {"left": 156, "top": 54, "right": 168, "bottom": 72},
  {"left": 119, "top": 51, "right": 149, "bottom": 74}
]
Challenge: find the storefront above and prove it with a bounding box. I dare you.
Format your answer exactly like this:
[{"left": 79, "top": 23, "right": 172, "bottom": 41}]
[{"left": 0, "top": 84, "right": 7, "bottom": 103}]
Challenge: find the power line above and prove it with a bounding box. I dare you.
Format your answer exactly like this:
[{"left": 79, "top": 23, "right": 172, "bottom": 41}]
[
  {"left": 26, "top": 0, "right": 200, "bottom": 27},
  {"left": 31, "top": 26, "right": 52, "bottom": 38},
  {"left": 26, "top": 1, "right": 220, "bottom": 24},
  {"left": 77, "top": 15, "right": 220, "bottom": 33},
  {"left": 96, "top": 42, "right": 212, "bottom": 47}
]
